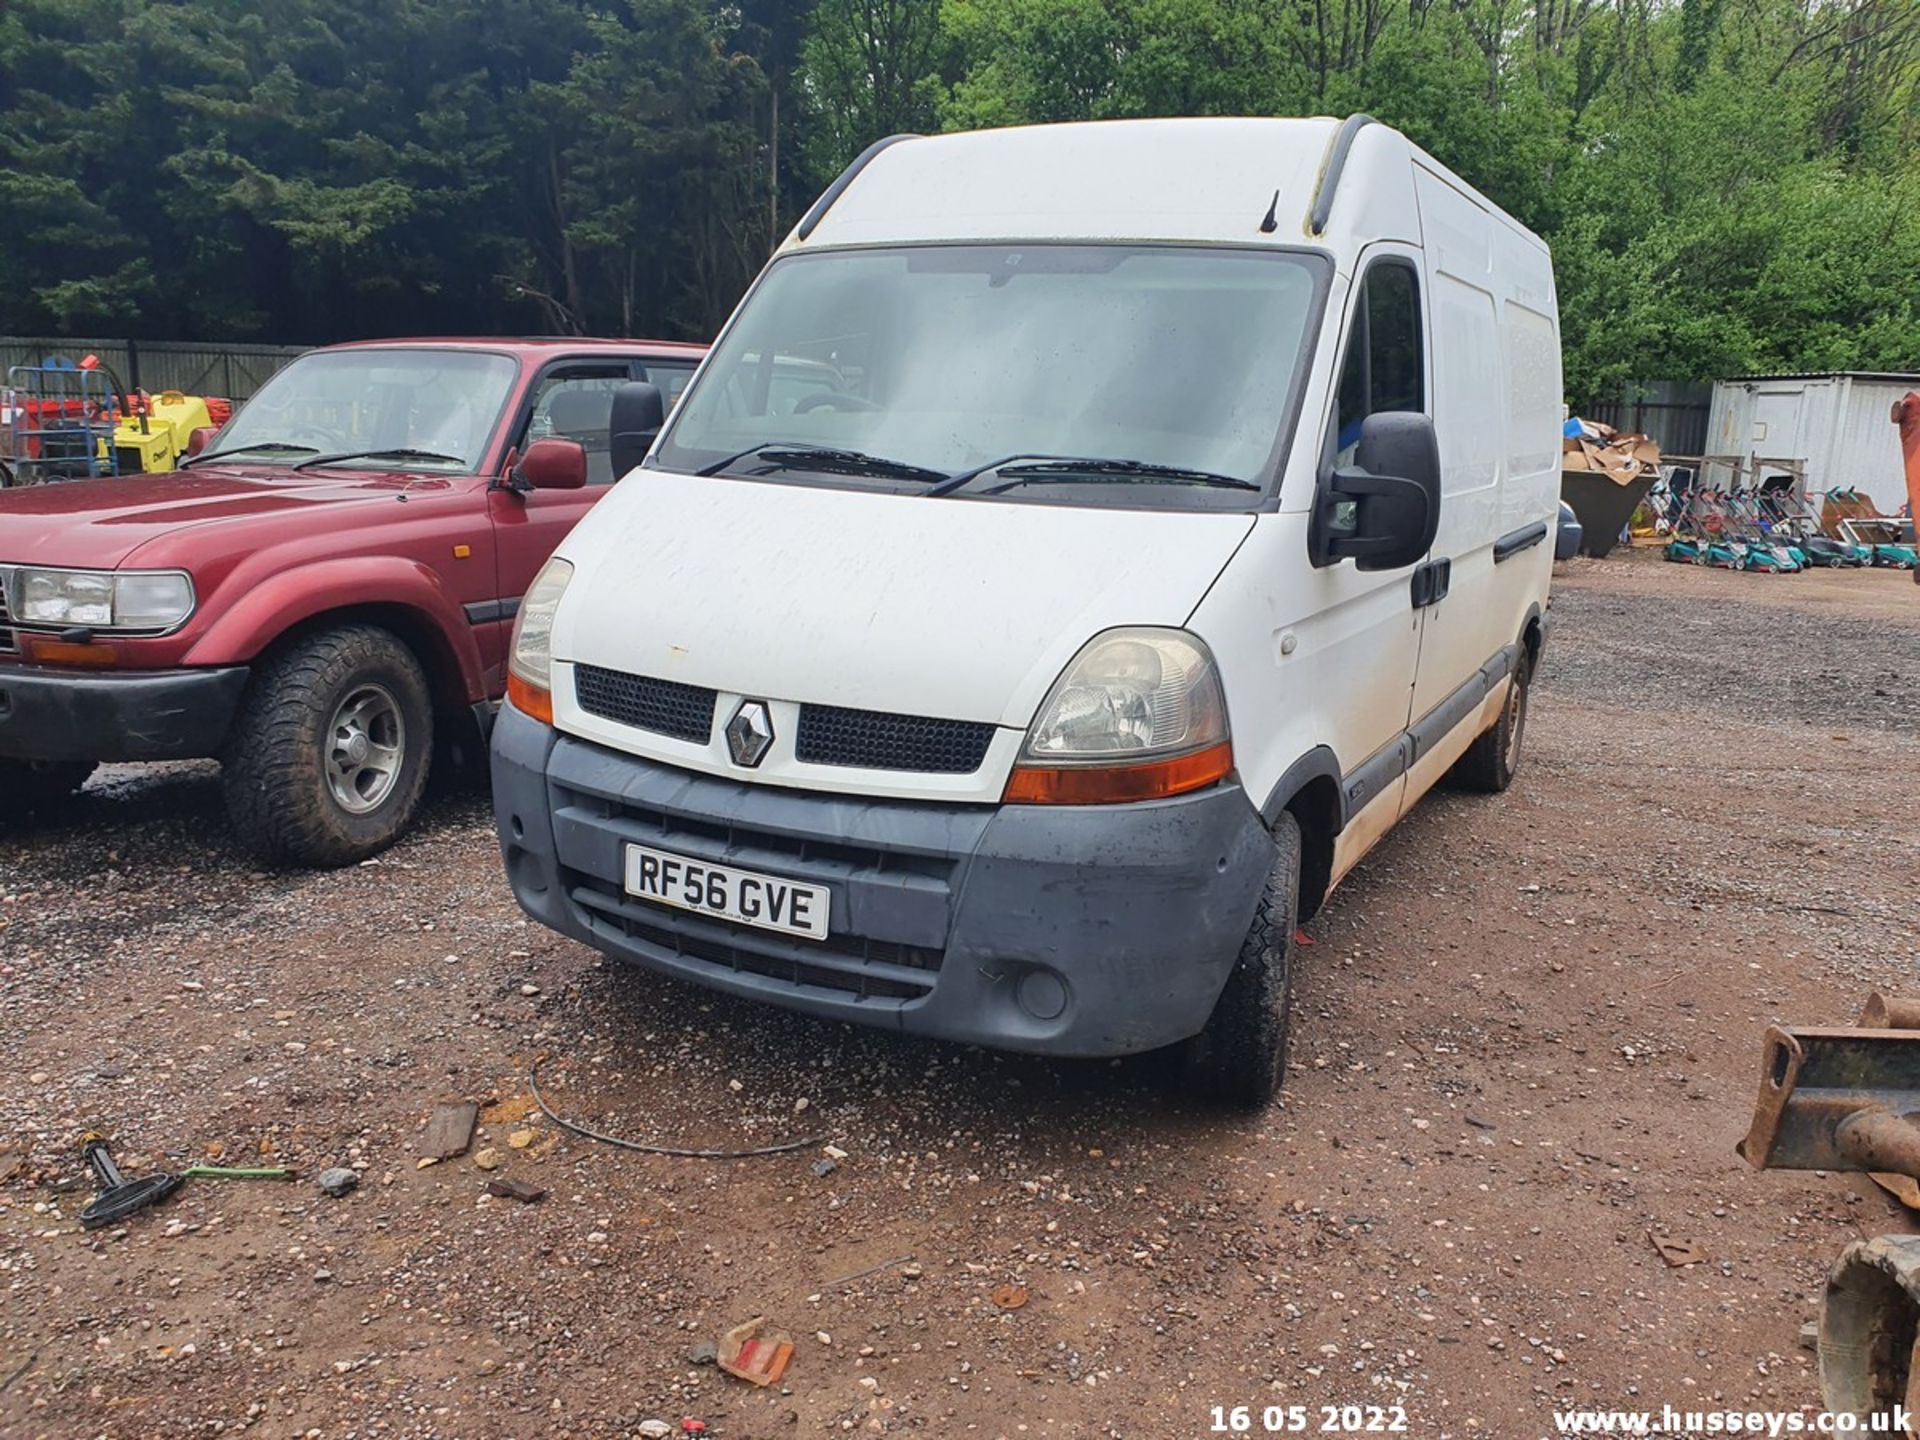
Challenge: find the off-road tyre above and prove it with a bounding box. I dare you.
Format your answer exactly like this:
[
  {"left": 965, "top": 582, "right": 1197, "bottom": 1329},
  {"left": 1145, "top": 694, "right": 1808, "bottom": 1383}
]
[
  {"left": 1181, "top": 810, "right": 1301, "bottom": 1109},
  {"left": 222, "top": 624, "right": 433, "bottom": 868},
  {"left": 1450, "top": 649, "right": 1532, "bottom": 794},
  {"left": 0, "top": 759, "right": 96, "bottom": 813}
]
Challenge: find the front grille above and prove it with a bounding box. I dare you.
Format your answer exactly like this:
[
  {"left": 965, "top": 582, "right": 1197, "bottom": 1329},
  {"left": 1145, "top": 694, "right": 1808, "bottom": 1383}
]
[
  {"left": 570, "top": 662, "right": 996, "bottom": 775},
  {"left": 575, "top": 664, "right": 715, "bottom": 742},
  {"left": 570, "top": 882, "right": 939, "bottom": 1001},
  {"left": 796, "top": 703, "right": 995, "bottom": 774},
  {"left": 0, "top": 567, "right": 13, "bottom": 654}
]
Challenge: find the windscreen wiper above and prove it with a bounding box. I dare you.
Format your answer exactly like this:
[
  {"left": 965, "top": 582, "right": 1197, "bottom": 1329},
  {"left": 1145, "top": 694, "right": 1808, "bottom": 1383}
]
[
  {"left": 927, "top": 454, "right": 1259, "bottom": 497},
  {"left": 290, "top": 447, "right": 467, "bottom": 471},
  {"left": 698, "top": 442, "right": 947, "bottom": 485},
  {"left": 181, "top": 442, "right": 321, "bottom": 469}
]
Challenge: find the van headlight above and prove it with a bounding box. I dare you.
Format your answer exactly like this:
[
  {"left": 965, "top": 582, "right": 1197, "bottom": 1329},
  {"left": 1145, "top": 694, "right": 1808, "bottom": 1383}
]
[
  {"left": 1007, "top": 628, "right": 1233, "bottom": 803},
  {"left": 13, "top": 567, "right": 196, "bottom": 631},
  {"left": 505, "top": 556, "right": 574, "bottom": 724}
]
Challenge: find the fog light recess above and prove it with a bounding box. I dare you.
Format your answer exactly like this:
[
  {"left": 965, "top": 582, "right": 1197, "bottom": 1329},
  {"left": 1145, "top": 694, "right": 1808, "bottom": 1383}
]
[{"left": 1015, "top": 968, "right": 1069, "bottom": 1022}]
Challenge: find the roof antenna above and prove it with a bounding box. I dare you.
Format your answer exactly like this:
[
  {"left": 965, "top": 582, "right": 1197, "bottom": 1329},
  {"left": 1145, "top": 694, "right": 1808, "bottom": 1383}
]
[{"left": 1258, "top": 190, "right": 1280, "bottom": 234}]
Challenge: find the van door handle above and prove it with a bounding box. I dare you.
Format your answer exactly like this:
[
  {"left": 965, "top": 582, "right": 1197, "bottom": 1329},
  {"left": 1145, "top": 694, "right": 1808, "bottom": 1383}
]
[{"left": 1410, "top": 558, "right": 1452, "bottom": 609}]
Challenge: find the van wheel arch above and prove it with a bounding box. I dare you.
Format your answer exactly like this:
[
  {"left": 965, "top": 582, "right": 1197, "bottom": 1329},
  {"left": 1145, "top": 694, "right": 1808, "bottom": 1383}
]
[
  {"left": 1261, "top": 748, "right": 1343, "bottom": 924},
  {"left": 1522, "top": 611, "right": 1544, "bottom": 674}
]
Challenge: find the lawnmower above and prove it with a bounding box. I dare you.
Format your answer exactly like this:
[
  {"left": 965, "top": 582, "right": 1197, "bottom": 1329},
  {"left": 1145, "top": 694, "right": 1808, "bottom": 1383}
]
[
  {"left": 1679, "top": 489, "right": 1766, "bottom": 570},
  {"left": 1720, "top": 487, "right": 1802, "bottom": 572},
  {"left": 1662, "top": 478, "right": 1719, "bottom": 564},
  {"left": 1798, "top": 533, "right": 1870, "bottom": 567},
  {"left": 1842, "top": 517, "right": 1918, "bottom": 569},
  {"left": 1756, "top": 479, "right": 1859, "bottom": 567}
]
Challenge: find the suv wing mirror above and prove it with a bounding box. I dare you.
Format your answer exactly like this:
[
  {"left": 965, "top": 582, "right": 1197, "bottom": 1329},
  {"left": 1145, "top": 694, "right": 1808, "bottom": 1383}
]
[
  {"left": 608, "top": 381, "right": 665, "bottom": 480},
  {"left": 514, "top": 437, "right": 588, "bottom": 491},
  {"left": 1310, "top": 411, "right": 1442, "bottom": 571}
]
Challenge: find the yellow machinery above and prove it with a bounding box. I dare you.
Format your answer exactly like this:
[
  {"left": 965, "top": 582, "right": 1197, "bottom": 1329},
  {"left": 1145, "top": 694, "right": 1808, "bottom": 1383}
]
[{"left": 113, "top": 390, "right": 214, "bottom": 474}]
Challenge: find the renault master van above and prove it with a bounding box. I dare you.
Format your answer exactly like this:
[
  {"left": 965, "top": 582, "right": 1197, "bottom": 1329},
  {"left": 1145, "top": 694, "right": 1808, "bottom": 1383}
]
[{"left": 491, "top": 116, "right": 1562, "bottom": 1106}]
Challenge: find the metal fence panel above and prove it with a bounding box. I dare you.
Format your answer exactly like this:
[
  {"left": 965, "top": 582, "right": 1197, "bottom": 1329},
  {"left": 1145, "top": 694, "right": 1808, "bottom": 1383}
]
[
  {"left": 0, "top": 337, "right": 307, "bottom": 400},
  {"left": 1584, "top": 380, "right": 1713, "bottom": 456}
]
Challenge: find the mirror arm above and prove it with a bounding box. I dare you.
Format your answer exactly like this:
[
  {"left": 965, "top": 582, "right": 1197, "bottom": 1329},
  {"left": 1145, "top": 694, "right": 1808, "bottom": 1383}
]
[
  {"left": 1313, "top": 465, "right": 1427, "bottom": 568},
  {"left": 1312, "top": 465, "right": 1385, "bottom": 566},
  {"left": 490, "top": 446, "right": 522, "bottom": 496}
]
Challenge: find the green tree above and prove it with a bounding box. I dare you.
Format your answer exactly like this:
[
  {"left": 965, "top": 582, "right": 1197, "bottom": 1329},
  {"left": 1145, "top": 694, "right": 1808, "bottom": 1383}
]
[{"left": 800, "top": 0, "right": 946, "bottom": 179}]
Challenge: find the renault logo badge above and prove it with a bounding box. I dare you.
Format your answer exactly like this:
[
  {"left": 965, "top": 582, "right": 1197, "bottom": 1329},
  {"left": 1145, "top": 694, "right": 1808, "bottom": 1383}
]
[{"left": 724, "top": 699, "right": 774, "bottom": 768}]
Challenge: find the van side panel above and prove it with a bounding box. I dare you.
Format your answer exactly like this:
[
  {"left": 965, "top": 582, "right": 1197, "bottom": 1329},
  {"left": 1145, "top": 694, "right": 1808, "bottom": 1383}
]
[
  {"left": 1406, "top": 165, "right": 1510, "bottom": 735},
  {"left": 1401, "top": 163, "right": 1560, "bottom": 818},
  {"left": 1492, "top": 223, "right": 1564, "bottom": 543},
  {"left": 1483, "top": 215, "right": 1561, "bottom": 687}
]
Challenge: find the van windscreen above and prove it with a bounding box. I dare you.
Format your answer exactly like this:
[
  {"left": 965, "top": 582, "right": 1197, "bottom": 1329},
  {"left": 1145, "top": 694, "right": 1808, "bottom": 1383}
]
[{"left": 654, "top": 244, "right": 1325, "bottom": 506}]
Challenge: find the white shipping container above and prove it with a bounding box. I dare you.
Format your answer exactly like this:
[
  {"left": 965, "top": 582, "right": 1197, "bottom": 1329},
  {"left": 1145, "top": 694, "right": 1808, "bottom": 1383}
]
[{"left": 1706, "top": 372, "right": 1918, "bottom": 516}]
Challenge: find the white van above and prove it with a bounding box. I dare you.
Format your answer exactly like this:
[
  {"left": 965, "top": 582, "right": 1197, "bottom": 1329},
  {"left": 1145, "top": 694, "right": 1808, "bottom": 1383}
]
[{"left": 492, "top": 116, "right": 1562, "bottom": 1105}]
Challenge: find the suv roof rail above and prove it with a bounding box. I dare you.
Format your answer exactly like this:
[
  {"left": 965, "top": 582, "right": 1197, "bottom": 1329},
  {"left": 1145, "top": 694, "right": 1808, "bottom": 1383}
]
[
  {"left": 1308, "top": 114, "right": 1378, "bottom": 237},
  {"left": 795, "top": 133, "right": 919, "bottom": 241}
]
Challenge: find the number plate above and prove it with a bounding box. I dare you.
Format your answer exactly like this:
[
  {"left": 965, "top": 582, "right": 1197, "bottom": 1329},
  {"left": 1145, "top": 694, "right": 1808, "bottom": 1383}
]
[{"left": 622, "top": 844, "right": 830, "bottom": 942}]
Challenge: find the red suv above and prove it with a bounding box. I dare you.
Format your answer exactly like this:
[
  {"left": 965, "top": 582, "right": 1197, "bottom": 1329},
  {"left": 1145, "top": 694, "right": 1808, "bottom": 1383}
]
[{"left": 0, "top": 337, "right": 704, "bottom": 864}]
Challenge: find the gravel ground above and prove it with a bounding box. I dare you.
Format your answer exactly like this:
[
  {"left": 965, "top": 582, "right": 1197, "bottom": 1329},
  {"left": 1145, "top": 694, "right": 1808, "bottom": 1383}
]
[{"left": 1, "top": 550, "right": 1917, "bottom": 1440}]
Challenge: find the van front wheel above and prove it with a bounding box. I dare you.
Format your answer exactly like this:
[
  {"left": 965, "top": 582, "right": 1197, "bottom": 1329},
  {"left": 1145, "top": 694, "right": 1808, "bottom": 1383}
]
[{"left": 1181, "top": 810, "right": 1300, "bottom": 1109}]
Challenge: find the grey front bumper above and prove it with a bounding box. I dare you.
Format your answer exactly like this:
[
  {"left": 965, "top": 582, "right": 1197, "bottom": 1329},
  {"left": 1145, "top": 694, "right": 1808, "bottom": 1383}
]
[{"left": 491, "top": 704, "right": 1275, "bottom": 1058}]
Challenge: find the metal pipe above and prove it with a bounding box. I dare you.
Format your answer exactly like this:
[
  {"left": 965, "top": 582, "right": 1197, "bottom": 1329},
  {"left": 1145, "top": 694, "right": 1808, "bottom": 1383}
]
[
  {"left": 1859, "top": 994, "right": 1920, "bottom": 1030},
  {"left": 1834, "top": 1109, "right": 1920, "bottom": 1179}
]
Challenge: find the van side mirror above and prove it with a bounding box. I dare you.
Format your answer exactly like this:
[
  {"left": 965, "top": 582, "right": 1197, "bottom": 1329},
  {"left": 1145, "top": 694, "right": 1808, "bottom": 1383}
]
[
  {"left": 608, "top": 381, "right": 665, "bottom": 480},
  {"left": 1311, "top": 412, "right": 1441, "bottom": 571},
  {"left": 185, "top": 426, "right": 218, "bottom": 458},
  {"left": 514, "top": 437, "right": 588, "bottom": 491}
]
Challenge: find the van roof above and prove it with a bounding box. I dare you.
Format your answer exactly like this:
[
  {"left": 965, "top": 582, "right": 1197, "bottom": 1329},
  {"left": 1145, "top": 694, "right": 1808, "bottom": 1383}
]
[{"left": 788, "top": 117, "right": 1545, "bottom": 267}]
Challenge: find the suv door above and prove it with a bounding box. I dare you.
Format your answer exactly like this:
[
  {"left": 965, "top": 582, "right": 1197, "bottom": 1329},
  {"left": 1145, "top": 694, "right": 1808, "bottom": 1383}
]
[{"left": 480, "top": 356, "right": 697, "bottom": 690}]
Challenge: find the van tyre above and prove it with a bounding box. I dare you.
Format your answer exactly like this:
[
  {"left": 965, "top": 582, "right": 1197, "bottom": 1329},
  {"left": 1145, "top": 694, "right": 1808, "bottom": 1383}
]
[
  {"left": 222, "top": 625, "right": 433, "bottom": 868},
  {"left": 1182, "top": 810, "right": 1301, "bottom": 1109},
  {"left": 1, "top": 759, "right": 96, "bottom": 813},
  {"left": 1452, "top": 651, "right": 1531, "bottom": 793}
]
